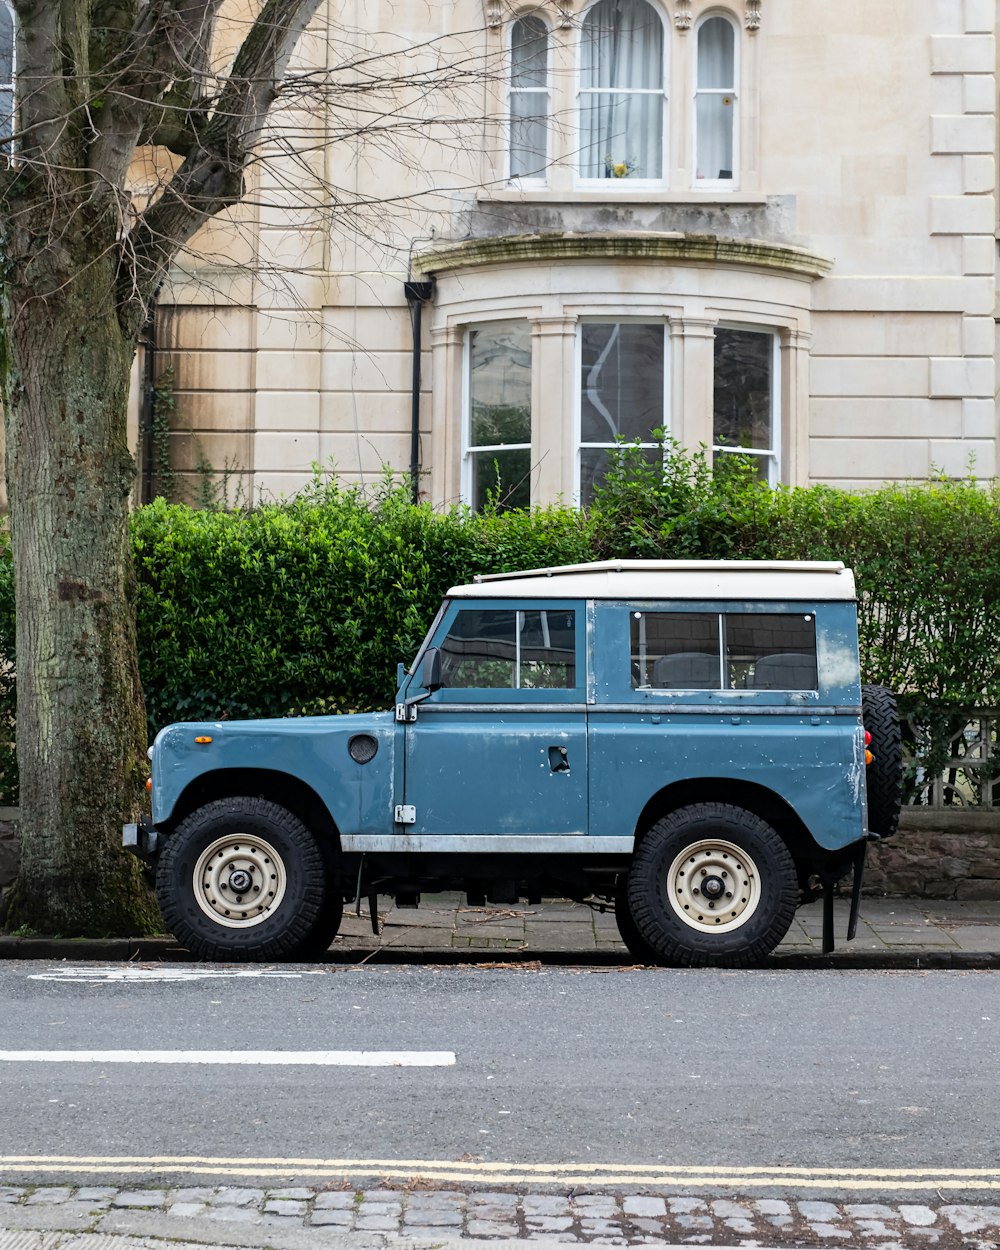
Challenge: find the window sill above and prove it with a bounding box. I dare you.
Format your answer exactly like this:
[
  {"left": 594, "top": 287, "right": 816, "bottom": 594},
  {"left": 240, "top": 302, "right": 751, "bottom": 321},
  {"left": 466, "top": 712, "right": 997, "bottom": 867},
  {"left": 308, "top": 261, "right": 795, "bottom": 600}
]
[{"left": 478, "top": 188, "right": 769, "bottom": 206}]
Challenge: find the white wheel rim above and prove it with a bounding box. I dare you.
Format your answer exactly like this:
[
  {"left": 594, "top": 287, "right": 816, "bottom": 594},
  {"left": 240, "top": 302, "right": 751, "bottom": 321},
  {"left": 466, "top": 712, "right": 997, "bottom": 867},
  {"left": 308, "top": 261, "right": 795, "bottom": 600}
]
[
  {"left": 666, "top": 838, "right": 761, "bottom": 933},
  {"left": 193, "top": 834, "right": 287, "bottom": 929}
]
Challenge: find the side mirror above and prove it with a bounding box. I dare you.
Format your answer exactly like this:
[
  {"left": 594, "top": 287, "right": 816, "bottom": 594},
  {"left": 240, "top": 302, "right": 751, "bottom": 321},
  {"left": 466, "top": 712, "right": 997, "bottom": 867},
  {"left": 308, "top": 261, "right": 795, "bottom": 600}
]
[{"left": 422, "top": 647, "right": 443, "bottom": 692}]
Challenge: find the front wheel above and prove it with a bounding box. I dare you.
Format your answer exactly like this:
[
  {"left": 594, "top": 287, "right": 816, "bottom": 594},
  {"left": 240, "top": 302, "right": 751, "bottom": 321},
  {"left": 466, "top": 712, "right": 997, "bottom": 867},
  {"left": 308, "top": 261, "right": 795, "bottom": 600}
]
[
  {"left": 627, "top": 803, "right": 798, "bottom": 967},
  {"left": 156, "top": 798, "right": 327, "bottom": 961}
]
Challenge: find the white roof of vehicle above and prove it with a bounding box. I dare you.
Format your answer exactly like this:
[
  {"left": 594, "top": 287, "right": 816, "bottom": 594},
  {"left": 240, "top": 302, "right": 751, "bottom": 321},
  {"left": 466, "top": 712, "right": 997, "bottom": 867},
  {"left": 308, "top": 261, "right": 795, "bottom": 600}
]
[{"left": 448, "top": 560, "right": 856, "bottom": 601}]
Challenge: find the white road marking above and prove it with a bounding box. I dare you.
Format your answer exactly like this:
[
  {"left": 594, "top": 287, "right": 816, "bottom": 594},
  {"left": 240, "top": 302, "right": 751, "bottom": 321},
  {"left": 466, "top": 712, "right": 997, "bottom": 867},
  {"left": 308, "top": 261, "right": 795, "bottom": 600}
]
[
  {"left": 0, "top": 1050, "right": 455, "bottom": 1066},
  {"left": 28, "top": 968, "right": 325, "bottom": 983}
]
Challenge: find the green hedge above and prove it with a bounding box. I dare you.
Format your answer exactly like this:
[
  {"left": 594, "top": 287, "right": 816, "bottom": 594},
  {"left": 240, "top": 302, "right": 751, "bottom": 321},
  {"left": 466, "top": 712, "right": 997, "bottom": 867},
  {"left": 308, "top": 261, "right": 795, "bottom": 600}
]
[
  {"left": 132, "top": 477, "right": 595, "bottom": 732},
  {"left": 591, "top": 441, "right": 1000, "bottom": 711},
  {"left": 2, "top": 451, "right": 1000, "bottom": 804}
]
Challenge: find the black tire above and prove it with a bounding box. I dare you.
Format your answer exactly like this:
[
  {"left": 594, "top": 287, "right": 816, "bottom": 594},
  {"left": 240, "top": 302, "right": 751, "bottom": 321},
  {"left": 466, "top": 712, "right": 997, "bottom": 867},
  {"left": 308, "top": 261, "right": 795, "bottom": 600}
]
[
  {"left": 156, "top": 797, "right": 327, "bottom": 961},
  {"left": 626, "top": 803, "right": 798, "bottom": 968},
  {"left": 862, "top": 685, "right": 903, "bottom": 839},
  {"left": 288, "top": 892, "right": 346, "bottom": 960},
  {"left": 614, "top": 874, "right": 664, "bottom": 965}
]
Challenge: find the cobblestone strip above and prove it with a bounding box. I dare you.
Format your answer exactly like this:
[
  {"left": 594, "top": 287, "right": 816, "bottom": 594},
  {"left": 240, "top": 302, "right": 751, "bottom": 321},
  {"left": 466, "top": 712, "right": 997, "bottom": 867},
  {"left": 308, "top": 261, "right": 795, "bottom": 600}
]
[{"left": 1, "top": 1184, "right": 999, "bottom": 1245}]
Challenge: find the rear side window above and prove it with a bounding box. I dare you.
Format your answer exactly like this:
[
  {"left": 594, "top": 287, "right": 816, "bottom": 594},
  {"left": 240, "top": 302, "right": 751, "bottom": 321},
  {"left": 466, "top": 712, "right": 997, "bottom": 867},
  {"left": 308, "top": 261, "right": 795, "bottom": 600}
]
[
  {"left": 440, "top": 608, "right": 576, "bottom": 689},
  {"left": 631, "top": 611, "right": 817, "bottom": 690}
]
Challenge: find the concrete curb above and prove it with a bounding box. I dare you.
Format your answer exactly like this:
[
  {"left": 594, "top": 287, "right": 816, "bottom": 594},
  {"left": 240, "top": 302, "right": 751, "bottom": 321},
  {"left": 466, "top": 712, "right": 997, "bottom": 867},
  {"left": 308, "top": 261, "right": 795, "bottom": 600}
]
[{"left": 0, "top": 936, "right": 998, "bottom": 969}]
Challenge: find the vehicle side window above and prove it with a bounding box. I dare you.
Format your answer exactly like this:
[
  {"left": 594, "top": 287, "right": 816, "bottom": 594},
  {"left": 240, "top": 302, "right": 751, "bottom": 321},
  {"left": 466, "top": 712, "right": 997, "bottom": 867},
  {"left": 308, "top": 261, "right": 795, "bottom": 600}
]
[
  {"left": 631, "top": 612, "right": 721, "bottom": 689},
  {"left": 726, "top": 613, "right": 817, "bottom": 690},
  {"left": 441, "top": 609, "right": 576, "bottom": 689},
  {"left": 631, "top": 611, "right": 817, "bottom": 690}
]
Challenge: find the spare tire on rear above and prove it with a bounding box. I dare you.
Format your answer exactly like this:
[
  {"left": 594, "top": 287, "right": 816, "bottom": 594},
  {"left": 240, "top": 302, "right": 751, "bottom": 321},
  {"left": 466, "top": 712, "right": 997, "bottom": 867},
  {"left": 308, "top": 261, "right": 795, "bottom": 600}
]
[{"left": 862, "top": 684, "right": 903, "bottom": 838}]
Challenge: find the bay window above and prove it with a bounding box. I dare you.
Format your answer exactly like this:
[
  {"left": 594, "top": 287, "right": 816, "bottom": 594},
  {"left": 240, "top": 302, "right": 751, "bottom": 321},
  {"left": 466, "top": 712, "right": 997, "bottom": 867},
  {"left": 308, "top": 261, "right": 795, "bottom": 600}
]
[
  {"left": 712, "top": 326, "right": 778, "bottom": 484},
  {"left": 579, "top": 322, "right": 668, "bottom": 504},
  {"left": 465, "top": 322, "right": 532, "bottom": 511}
]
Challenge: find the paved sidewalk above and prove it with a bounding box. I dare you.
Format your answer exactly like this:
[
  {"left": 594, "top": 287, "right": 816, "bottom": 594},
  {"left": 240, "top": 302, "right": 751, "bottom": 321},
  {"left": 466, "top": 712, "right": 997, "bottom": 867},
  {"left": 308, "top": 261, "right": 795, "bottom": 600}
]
[
  {"left": 1, "top": 1182, "right": 998, "bottom": 1250},
  {"left": 0, "top": 896, "right": 999, "bottom": 966}
]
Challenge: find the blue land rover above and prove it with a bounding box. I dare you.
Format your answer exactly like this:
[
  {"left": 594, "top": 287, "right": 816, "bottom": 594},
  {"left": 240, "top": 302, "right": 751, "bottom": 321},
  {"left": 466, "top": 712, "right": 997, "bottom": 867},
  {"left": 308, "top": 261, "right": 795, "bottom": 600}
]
[{"left": 125, "top": 560, "right": 902, "bottom": 966}]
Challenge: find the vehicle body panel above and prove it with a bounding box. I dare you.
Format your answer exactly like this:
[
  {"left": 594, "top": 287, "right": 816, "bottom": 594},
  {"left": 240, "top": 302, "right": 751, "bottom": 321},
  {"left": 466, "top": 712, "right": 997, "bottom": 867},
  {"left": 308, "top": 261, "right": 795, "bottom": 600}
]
[{"left": 151, "top": 712, "right": 396, "bottom": 836}]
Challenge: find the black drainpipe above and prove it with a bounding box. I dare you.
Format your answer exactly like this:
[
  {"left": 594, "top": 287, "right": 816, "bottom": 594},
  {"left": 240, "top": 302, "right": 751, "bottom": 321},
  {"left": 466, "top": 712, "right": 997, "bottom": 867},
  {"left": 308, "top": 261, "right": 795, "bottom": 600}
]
[
  {"left": 403, "top": 280, "right": 433, "bottom": 505},
  {"left": 140, "top": 291, "right": 160, "bottom": 505}
]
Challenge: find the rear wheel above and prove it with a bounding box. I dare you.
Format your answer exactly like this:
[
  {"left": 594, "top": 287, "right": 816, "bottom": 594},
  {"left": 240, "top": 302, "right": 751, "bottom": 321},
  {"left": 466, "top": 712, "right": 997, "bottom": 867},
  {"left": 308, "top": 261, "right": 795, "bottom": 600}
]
[
  {"left": 627, "top": 803, "right": 798, "bottom": 967},
  {"left": 156, "top": 798, "right": 326, "bottom": 961},
  {"left": 614, "top": 875, "right": 664, "bottom": 965}
]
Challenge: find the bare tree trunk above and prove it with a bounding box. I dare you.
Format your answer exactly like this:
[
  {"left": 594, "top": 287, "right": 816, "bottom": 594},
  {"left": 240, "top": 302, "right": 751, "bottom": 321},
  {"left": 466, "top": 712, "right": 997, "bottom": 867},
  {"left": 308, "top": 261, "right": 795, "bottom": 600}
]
[{"left": 1, "top": 252, "right": 157, "bottom": 934}]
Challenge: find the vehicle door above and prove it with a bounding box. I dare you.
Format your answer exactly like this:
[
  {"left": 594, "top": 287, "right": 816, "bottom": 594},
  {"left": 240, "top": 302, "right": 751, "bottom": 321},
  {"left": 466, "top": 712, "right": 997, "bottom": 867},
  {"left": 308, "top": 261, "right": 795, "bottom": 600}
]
[{"left": 402, "top": 600, "right": 587, "bottom": 837}]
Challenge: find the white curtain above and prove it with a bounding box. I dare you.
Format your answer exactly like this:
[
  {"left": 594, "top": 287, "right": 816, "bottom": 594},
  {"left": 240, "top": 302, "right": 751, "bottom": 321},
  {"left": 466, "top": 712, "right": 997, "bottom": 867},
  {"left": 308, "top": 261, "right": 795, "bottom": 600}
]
[
  {"left": 695, "top": 17, "right": 734, "bottom": 180},
  {"left": 579, "top": 0, "right": 664, "bottom": 180}
]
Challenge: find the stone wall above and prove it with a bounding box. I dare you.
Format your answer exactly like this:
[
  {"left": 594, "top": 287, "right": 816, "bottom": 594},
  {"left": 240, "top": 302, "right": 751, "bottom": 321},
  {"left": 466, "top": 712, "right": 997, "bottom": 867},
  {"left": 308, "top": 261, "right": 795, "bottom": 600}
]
[
  {"left": 0, "top": 808, "right": 17, "bottom": 891},
  {"left": 865, "top": 811, "right": 1000, "bottom": 900},
  {"left": 1, "top": 809, "right": 998, "bottom": 900}
]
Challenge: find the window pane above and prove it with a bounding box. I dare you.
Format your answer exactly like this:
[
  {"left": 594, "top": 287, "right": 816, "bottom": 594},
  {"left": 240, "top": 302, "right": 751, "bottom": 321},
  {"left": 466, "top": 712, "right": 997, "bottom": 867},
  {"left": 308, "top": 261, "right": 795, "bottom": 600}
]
[
  {"left": 578, "top": 93, "right": 663, "bottom": 179},
  {"left": 697, "top": 17, "right": 734, "bottom": 89},
  {"left": 520, "top": 610, "right": 576, "bottom": 688},
  {"left": 511, "top": 16, "right": 547, "bottom": 89},
  {"left": 470, "top": 448, "right": 531, "bottom": 511},
  {"left": 631, "top": 613, "right": 721, "bottom": 689},
  {"left": 0, "top": 88, "right": 11, "bottom": 145},
  {"left": 581, "top": 0, "right": 663, "bottom": 90},
  {"left": 579, "top": 0, "right": 664, "bottom": 180},
  {"left": 510, "top": 92, "right": 547, "bottom": 178},
  {"left": 469, "top": 323, "right": 531, "bottom": 448},
  {"left": 0, "top": 7, "right": 12, "bottom": 86},
  {"left": 696, "top": 93, "right": 733, "bottom": 180},
  {"left": 713, "top": 328, "right": 772, "bottom": 450},
  {"left": 440, "top": 610, "right": 516, "bottom": 689},
  {"left": 581, "top": 323, "right": 664, "bottom": 443},
  {"left": 726, "top": 614, "right": 817, "bottom": 690},
  {"left": 580, "top": 444, "right": 661, "bottom": 507}
]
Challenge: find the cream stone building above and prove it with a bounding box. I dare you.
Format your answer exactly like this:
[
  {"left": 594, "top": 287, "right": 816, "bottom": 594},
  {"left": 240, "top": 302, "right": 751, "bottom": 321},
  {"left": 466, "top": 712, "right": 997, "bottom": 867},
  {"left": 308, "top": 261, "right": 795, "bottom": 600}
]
[{"left": 141, "top": 0, "right": 999, "bottom": 509}]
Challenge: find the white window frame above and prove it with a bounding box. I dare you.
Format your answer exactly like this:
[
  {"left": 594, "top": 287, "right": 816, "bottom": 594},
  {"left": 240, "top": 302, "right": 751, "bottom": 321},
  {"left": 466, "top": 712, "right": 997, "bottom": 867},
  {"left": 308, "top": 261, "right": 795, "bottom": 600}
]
[
  {"left": 507, "top": 12, "right": 551, "bottom": 185},
  {"left": 711, "top": 324, "right": 780, "bottom": 486},
  {"left": 575, "top": 318, "right": 671, "bottom": 504},
  {"left": 462, "top": 321, "right": 534, "bottom": 509},
  {"left": 693, "top": 10, "right": 740, "bottom": 190},
  {"left": 575, "top": 0, "right": 669, "bottom": 189}
]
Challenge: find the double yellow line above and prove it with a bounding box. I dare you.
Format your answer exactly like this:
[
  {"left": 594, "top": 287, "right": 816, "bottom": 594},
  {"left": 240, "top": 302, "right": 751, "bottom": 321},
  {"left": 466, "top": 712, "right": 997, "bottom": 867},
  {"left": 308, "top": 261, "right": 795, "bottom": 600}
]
[{"left": 0, "top": 1156, "right": 997, "bottom": 1191}]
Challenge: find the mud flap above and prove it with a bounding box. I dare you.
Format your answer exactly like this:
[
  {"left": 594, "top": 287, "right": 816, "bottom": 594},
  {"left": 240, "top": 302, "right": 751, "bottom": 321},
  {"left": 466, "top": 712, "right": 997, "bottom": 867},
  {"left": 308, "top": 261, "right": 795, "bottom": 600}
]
[
  {"left": 821, "top": 841, "right": 868, "bottom": 954},
  {"left": 847, "top": 839, "right": 868, "bottom": 942}
]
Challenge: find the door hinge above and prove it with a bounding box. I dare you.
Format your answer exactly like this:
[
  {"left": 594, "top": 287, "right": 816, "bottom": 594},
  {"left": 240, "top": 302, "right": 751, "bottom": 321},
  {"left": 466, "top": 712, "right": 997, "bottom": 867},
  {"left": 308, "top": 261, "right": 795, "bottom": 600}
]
[
  {"left": 395, "top": 703, "right": 418, "bottom": 723},
  {"left": 394, "top": 804, "right": 417, "bottom": 825}
]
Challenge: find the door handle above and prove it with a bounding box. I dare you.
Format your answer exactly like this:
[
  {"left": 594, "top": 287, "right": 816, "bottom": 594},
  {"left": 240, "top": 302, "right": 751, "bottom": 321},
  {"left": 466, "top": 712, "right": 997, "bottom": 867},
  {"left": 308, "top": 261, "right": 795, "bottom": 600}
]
[{"left": 548, "top": 745, "right": 570, "bottom": 774}]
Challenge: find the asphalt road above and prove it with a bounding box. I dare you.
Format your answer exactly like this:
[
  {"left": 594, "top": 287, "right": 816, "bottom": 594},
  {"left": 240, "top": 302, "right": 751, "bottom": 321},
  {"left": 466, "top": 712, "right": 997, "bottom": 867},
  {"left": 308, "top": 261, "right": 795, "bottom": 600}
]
[{"left": 0, "top": 961, "right": 997, "bottom": 1196}]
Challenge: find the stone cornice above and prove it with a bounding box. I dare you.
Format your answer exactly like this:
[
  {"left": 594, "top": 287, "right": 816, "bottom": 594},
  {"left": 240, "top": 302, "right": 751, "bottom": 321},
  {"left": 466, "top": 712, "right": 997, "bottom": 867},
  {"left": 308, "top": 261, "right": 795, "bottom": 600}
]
[{"left": 412, "top": 232, "right": 833, "bottom": 282}]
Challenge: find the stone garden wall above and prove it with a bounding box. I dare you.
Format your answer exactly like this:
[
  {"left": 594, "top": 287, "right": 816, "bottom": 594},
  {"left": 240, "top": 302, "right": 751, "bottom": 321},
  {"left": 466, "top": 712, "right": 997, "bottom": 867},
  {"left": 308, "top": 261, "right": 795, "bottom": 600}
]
[
  {"left": 0, "top": 810, "right": 16, "bottom": 891},
  {"left": 865, "top": 811, "right": 1000, "bottom": 900}
]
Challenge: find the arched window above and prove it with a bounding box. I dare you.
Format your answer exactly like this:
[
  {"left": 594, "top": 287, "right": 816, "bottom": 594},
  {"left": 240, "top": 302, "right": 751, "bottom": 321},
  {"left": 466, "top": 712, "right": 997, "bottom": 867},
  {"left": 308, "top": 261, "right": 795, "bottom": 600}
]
[
  {"left": 578, "top": 0, "right": 665, "bottom": 182},
  {"left": 509, "top": 15, "right": 549, "bottom": 180},
  {"left": 0, "top": 1, "right": 13, "bottom": 152},
  {"left": 695, "top": 14, "right": 737, "bottom": 183}
]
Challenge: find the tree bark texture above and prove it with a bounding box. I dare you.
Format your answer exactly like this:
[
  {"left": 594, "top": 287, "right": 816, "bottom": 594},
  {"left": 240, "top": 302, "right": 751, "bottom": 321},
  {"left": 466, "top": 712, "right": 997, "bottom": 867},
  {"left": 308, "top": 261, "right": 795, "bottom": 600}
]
[{"left": 2, "top": 249, "right": 157, "bottom": 934}]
